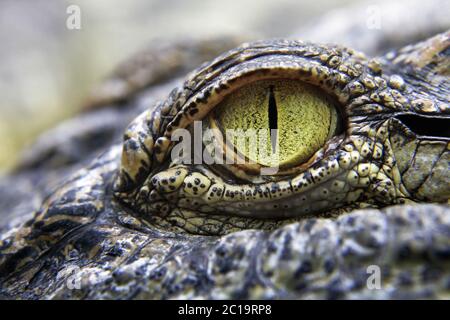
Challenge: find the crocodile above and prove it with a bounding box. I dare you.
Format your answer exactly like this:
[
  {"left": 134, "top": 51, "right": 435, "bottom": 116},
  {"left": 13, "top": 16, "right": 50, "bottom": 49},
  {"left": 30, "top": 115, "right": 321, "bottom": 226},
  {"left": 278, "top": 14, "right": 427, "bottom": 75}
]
[{"left": 0, "top": 19, "right": 449, "bottom": 299}]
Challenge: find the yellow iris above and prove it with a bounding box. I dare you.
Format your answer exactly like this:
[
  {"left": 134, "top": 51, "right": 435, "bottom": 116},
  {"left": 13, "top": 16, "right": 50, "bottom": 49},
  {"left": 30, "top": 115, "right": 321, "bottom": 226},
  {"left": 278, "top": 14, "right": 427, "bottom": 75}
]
[{"left": 214, "top": 79, "right": 339, "bottom": 168}]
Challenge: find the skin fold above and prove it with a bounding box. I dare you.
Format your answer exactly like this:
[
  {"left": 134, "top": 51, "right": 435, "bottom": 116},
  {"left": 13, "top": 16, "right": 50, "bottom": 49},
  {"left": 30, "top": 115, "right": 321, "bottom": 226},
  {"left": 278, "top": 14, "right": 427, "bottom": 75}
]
[{"left": 0, "top": 31, "right": 448, "bottom": 299}]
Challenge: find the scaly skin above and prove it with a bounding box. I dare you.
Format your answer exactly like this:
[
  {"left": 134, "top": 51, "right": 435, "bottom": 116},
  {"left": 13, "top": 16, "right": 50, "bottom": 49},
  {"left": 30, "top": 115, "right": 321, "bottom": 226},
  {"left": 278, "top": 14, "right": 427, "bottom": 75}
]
[
  {"left": 114, "top": 35, "right": 449, "bottom": 234},
  {"left": 0, "top": 31, "right": 448, "bottom": 299}
]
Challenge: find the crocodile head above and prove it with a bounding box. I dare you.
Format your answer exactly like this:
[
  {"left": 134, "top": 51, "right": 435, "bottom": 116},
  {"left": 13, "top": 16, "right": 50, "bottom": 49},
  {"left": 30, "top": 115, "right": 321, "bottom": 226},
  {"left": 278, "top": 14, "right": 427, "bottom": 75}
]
[{"left": 0, "top": 31, "right": 449, "bottom": 299}]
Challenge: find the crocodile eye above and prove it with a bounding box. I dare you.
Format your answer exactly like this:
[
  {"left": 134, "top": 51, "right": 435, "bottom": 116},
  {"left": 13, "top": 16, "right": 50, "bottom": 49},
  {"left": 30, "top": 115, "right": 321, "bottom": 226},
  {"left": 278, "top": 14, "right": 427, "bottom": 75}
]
[
  {"left": 114, "top": 39, "right": 372, "bottom": 231},
  {"left": 210, "top": 79, "right": 341, "bottom": 170}
]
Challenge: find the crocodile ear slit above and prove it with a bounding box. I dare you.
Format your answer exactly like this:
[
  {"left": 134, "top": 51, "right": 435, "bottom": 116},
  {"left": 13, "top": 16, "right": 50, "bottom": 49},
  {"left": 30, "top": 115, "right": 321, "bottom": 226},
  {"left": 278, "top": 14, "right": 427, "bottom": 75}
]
[{"left": 394, "top": 114, "right": 450, "bottom": 139}]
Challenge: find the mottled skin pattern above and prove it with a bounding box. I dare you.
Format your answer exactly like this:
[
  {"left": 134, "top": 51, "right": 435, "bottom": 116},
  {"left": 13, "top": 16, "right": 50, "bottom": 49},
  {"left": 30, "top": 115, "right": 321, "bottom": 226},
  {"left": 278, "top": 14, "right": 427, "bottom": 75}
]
[
  {"left": 114, "top": 35, "right": 449, "bottom": 229},
  {"left": 0, "top": 30, "right": 449, "bottom": 299}
]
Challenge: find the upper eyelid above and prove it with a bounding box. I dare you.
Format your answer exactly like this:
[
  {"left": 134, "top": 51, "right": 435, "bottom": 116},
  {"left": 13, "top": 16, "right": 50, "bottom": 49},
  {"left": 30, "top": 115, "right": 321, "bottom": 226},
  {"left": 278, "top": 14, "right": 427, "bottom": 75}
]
[
  {"left": 184, "top": 41, "right": 356, "bottom": 103},
  {"left": 192, "top": 40, "right": 349, "bottom": 85},
  {"left": 152, "top": 43, "right": 364, "bottom": 163}
]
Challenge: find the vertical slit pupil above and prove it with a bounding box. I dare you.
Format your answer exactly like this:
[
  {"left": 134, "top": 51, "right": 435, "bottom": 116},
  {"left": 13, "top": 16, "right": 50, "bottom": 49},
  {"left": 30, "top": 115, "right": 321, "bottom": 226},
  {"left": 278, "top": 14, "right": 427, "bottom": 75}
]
[{"left": 268, "top": 85, "right": 278, "bottom": 154}]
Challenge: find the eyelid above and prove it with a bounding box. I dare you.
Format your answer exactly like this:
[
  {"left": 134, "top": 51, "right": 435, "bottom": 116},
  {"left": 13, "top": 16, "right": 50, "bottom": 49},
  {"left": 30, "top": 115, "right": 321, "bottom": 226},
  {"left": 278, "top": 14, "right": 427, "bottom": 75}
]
[
  {"left": 115, "top": 41, "right": 364, "bottom": 195},
  {"left": 153, "top": 52, "right": 356, "bottom": 166}
]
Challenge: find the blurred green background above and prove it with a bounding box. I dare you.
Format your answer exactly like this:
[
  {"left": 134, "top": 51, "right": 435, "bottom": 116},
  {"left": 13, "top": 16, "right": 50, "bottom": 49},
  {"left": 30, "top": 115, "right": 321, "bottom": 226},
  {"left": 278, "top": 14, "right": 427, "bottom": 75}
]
[
  {"left": 0, "top": 0, "right": 360, "bottom": 171},
  {"left": 1, "top": 0, "right": 447, "bottom": 171}
]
